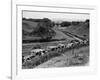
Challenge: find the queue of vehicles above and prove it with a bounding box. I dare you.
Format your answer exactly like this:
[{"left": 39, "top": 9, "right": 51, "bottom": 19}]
[{"left": 22, "top": 39, "right": 89, "bottom": 64}]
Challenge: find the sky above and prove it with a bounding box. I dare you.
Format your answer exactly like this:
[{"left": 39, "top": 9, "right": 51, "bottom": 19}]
[{"left": 23, "top": 11, "right": 89, "bottom": 22}]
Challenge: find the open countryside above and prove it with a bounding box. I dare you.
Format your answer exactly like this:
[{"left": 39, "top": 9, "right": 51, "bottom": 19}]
[{"left": 22, "top": 13, "right": 89, "bottom": 69}]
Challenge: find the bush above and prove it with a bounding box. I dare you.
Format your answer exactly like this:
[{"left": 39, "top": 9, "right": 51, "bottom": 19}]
[{"left": 60, "top": 21, "right": 71, "bottom": 27}]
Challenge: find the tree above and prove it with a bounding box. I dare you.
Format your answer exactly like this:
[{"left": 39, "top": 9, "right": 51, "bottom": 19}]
[
  {"left": 33, "top": 21, "right": 56, "bottom": 40},
  {"left": 60, "top": 21, "right": 71, "bottom": 27},
  {"left": 85, "top": 19, "right": 89, "bottom": 23},
  {"left": 22, "top": 17, "right": 26, "bottom": 20},
  {"left": 85, "top": 19, "right": 89, "bottom": 28},
  {"left": 72, "top": 21, "right": 80, "bottom": 25},
  {"left": 42, "top": 18, "right": 54, "bottom": 28}
]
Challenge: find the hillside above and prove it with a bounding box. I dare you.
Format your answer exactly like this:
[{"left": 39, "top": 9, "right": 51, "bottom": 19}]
[
  {"left": 63, "top": 22, "right": 89, "bottom": 39},
  {"left": 22, "top": 20, "right": 38, "bottom": 33}
]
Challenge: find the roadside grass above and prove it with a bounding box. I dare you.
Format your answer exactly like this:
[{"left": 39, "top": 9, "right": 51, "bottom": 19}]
[
  {"left": 22, "top": 51, "right": 61, "bottom": 69},
  {"left": 35, "top": 46, "right": 89, "bottom": 68}
]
